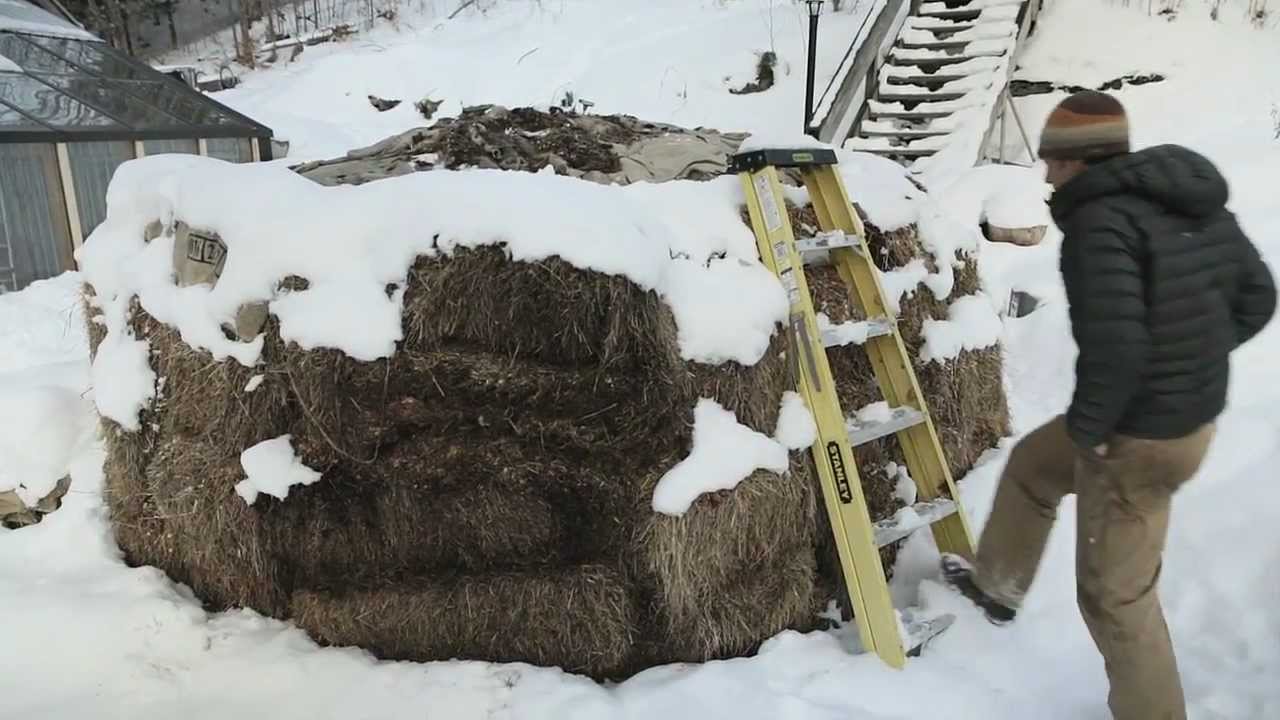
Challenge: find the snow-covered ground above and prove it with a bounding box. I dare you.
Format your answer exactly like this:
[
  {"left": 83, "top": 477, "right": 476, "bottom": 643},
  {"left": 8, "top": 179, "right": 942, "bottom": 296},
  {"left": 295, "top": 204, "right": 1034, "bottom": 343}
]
[
  {"left": 185, "top": 0, "right": 885, "bottom": 162},
  {"left": 3, "top": 0, "right": 1280, "bottom": 717}
]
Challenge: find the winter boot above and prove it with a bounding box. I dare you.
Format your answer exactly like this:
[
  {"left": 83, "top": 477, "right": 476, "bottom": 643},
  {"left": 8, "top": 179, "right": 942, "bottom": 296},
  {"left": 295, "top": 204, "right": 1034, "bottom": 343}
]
[{"left": 940, "top": 553, "right": 1017, "bottom": 626}]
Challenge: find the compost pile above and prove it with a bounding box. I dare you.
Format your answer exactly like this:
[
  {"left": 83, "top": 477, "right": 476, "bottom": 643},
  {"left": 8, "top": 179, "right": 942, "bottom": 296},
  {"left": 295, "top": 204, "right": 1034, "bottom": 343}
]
[
  {"left": 92, "top": 107, "right": 1008, "bottom": 680},
  {"left": 292, "top": 104, "right": 748, "bottom": 186}
]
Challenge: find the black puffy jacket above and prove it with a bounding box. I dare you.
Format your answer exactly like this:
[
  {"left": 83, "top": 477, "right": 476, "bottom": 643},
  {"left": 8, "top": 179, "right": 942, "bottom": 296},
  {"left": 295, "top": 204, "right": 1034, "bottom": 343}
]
[{"left": 1051, "top": 144, "right": 1277, "bottom": 450}]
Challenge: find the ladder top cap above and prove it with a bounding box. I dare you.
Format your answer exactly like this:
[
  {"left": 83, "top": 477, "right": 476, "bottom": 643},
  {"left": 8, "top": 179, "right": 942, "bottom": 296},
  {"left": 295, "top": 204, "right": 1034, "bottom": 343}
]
[{"left": 729, "top": 147, "right": 839, "bottom": 173}]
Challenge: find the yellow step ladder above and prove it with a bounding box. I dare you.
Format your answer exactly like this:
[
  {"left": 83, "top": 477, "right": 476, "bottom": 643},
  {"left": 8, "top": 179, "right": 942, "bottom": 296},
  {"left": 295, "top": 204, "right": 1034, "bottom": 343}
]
[{"left": 730, "top": 146, "right": 977, "bottom": 669}]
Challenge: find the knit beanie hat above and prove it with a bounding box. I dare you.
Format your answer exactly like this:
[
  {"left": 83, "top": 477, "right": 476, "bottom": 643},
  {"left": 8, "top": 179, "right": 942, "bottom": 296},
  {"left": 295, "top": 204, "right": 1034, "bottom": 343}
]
[{"left": 1037, "top": 90, "right": 1130, "bottom": 161}]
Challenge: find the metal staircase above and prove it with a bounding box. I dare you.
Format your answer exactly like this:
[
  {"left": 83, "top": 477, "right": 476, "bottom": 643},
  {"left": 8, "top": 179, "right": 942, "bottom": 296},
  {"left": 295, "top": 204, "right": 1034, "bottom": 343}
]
[{"left": 844, "top": 0, "right": 1028, "bottom": 175}]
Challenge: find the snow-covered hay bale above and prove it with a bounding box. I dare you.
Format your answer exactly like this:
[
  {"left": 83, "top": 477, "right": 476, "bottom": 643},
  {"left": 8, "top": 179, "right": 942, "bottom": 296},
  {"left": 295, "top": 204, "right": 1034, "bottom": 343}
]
[
  {"left": 82, "top": 132, "right": 1009, "bottom": 679},
  {"left": 83, "top": 154, "right": 825, "bottom": 678}
]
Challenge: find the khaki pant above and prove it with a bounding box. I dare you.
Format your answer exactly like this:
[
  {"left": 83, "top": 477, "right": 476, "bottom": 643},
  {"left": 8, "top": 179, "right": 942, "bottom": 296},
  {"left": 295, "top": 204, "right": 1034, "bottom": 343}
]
[{"left": 974, "top": 415, "right": 1214, "bottom": 720}]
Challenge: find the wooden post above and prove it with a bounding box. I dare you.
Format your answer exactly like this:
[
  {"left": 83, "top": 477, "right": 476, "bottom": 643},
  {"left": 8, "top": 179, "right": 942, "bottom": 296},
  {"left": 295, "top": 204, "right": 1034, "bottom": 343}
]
[{"left": 54, "top": 144, "right": 84, "bottom": 259}]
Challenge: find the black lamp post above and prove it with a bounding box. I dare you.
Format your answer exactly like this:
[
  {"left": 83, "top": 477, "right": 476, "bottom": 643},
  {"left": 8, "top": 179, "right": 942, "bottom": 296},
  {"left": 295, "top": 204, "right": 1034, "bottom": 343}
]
[{"left": 805, "top": 0, "right": 824, "bottom": 137}]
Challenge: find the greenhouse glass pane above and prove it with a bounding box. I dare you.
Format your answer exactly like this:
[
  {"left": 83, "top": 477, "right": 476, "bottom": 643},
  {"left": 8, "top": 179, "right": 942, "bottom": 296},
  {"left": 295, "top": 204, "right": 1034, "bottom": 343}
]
[
  {"left": 0, "top": 73, "right": 121, "bottom": 128},
  {"left": 127, "top": 80, "right": 241, "bottom": 128},
  {"left": 67, "top": 140, "right": 134, "bottom": 235},
  {"left": 20, "top": 35, "right": 152, "bottom": 81},
  {"left": 143, "top": 137, "right": 198, "bottom": 155},
  {"left": 0, "top": 92, "right": 48, "bottom": 130},
  {"left": 0, "top": 143, "right": 73, "bottom": 291},
  {"left": 0, "top": 33, "right": 78, "bottom": 74},
  {"left": 205, "top": 137, "right": 252, "bottom": 163},
  {"left": 38, "top": 74, "right": 186, "bottom": 129}
]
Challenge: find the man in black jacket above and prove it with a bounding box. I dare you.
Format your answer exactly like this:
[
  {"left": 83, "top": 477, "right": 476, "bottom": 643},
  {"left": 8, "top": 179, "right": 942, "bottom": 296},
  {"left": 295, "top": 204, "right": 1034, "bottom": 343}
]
[{"left": 942, "top": 90, "right": 1276, "bottom": 720}]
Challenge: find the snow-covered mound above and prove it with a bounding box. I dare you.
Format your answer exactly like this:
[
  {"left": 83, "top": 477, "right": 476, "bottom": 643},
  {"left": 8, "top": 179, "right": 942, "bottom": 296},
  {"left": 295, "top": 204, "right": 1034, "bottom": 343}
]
[{"left": 70, "top": 115, "right": 1011, "bottom": 677}]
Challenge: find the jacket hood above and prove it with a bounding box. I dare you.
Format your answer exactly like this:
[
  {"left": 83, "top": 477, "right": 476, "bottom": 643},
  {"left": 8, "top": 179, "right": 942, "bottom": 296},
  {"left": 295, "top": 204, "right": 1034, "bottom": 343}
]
[{"left": 1049, "top": 144, "right": 1229, "bottom": 222}]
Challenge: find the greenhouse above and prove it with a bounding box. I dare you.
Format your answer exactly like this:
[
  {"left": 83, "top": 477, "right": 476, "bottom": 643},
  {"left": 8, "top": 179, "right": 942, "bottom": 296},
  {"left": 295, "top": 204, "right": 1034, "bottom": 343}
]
[{"left": 0, "top": 0, "right": 273, "bottom": 292}]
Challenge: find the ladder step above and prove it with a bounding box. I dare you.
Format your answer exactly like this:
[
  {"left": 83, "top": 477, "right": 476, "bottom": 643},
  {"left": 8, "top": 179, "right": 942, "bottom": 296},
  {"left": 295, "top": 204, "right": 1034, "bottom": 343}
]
[
  {"left": 902, "top": 609, "right": 956, "bottom": 657},
  {"left": 729, "top": 147, "right": 838, "bottom": 173},
  {"left": 795, "top": 230, "right": 864, "bottom": 255},
  {"left": 874, "top": 498, "right": 958, "bottom": 547},
  {"left": 846, "top": 405, "right": 927, "bottom": 446},
  {"left": 821, "top": 316, "right": 895, "bottom": 348}
]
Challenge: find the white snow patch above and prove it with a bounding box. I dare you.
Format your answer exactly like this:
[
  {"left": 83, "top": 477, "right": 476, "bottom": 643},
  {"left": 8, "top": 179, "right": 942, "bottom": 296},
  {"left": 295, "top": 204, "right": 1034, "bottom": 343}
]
[
  {"left": 0, "top": 52, "right": 20, "bottom": 73},
  {"left": 920, "top": 293, "right": 1003, "bottom": 363},
  {"left": 89, "top": 304, "right": 156, "bottom": 431},
  {"left": 652, "top": 399, "right": 789, "bottom": 515},
  {"left": 734, "top": 131, "right": 833, "bottom": 154},
  {"left": 935, "top": 164, "right": 1051, "bottom": 230},
  {"left": 855, "top": 400, "right": 893, "bottom": 425},
  {"left": 774, "top": 391, "right": 816, "bottom": 450},
  {"left": 817, "top": 313, "right": 874, "bottom": 346},
  {"left": 244, "top": 375, "right": 265, "bottom": 392},
  {"left": 880, "top": 258, "right": 930, "bottom": 314},
  {"left": 0, "top": 385, "right": 95, "bottom": 505},
  {"left": 887, "top": 462, "right": 917, "bottom": 505},
  {"left": 234, "top": 435, "right": 322, "bottom": 505},
  {"left": 836, "top": 150, "right": 925, "bottom": 231}
]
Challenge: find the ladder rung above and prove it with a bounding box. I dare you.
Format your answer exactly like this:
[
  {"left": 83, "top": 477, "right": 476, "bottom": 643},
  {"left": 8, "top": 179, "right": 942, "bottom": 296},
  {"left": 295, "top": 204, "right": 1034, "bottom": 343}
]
[
  {"left": 846, "top": 406, "right": 927, "bottom": 446},
  {"left": 729, "top": 147, "right": 838, "bottom": 173},
  {"left": 821, "top": 317, "right": 895, "bottom": 348},
  {"left": 795, "top": 230, "right": 864, "bottom": 255},
  {"left": 902, "top": 609, "right": 956, "bottom": 657},
  {"left": 874, "top": 498, "right": 958, "bottom": 547}
]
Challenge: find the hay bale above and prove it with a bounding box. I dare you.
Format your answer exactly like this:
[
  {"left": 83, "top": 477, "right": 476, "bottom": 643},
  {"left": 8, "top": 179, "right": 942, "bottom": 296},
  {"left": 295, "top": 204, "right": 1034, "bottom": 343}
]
[
  {"left": 291, "top": 565, "right": 636, "bottom": 677},
  {"left": 92, "top": 242, "right": 808, "bottom": 677},
  {"left": 91, "top": 116, "right": 1009, "bottom": 679},
  {"left": 636, "top": 467, "right": 816, "bottom": 624},
  {"left": 650, "top": 545, "right": 819, "bottom": 662}
]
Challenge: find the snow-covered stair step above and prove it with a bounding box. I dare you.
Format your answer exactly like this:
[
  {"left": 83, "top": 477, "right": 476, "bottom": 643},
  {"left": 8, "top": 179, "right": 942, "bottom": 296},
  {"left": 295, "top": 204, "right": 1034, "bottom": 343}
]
[
  {"left": 858, "top": 125, "right": 952, "bottom": 139},
  {"left": 874, "top": 89, "right": 970, "bottom": 106},
  {"left": 848, "top": 132, "right": 953, "bottom": 151},
  {"left": 882, "top": 58, "right": 999, "bottom": 79},
  {"left": 917, "top": 5, "right": 984, "bottom": 21},
  {"left": 896, "top": 38, "right": 971, "bottom": 52},
  {"left": 846, "top": 406, "right": 927, "bottom": 446},
  {"left": 885, "top": 62, "right": 1003, "bottom": 90},
  {"left": 917, "top": 4, "right": 1019, "bottom": 21},
  {"left": 874, "top": 498, "right": 958, "bottom": 547},
  {"left": 903, "top": 19, "right": 1017, "bottom": 40},
  {"left": 847, "top": 147, "right": 939, "bottom": 161},
  {"left": 891, "top": 40, "right": 1010, "bottom": 62},
  {"left": 867, "top": 106, "right": 957, "bottom": 121},
  {"left": 920, "top": 0, "right": 1022, "bottom": 11},
  {"left": 899, "top": 21, "right": 1018, "bottom": 47},
  {"left": 885, "top": 52, "right": 1003, "bottom": 69}
]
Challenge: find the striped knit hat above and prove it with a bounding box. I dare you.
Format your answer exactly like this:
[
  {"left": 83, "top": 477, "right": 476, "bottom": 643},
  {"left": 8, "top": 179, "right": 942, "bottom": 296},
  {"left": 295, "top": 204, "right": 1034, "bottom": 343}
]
[{"left": 1038, "top": 90, "right": 1130, "bottom": 161}]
